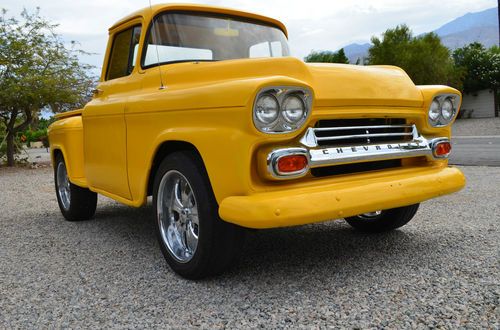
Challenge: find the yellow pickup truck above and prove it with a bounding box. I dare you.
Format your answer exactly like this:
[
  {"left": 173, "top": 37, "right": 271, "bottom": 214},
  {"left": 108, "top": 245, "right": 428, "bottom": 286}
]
[{"left": 48, "top": 3, "right": 465, "bottom": 278}]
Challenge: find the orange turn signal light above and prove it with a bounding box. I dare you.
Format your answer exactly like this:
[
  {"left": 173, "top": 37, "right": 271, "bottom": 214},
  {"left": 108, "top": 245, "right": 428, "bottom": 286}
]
[
  {"left": 277, "top": 154, "right": 308, "bottom": 173},
  {"left": 433, "top": 141, "right": 452, "bottom": 157}
]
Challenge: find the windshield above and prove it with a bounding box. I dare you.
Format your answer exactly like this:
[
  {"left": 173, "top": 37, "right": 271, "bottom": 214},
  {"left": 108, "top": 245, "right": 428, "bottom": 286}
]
[{"left": 142, "top": 11, "right": 290, "bottom": 67}]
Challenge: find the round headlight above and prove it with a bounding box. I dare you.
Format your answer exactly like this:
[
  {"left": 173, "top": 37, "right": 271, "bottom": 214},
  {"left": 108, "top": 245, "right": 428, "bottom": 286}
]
[
  {"left": 429, "top": 100, "right": 440, "bottom": 121},
  {"left": 253, "top": 86, "right": 312, "bottom": 133},
  {"left": 441, "top": 98, "right": 454, "bottom": 120},
  {"left": 255, "top": 94, "right": 279, "bottom": 124},
  {"left": 282, "top": 95, "right": 305, "bottom": 124},
  {"left": 428, "top": 94, "right": 461, "bottom": 127}
]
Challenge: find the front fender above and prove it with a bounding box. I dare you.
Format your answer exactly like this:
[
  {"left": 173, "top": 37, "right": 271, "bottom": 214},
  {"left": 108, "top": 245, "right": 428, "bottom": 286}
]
[{"left": 126, "top": 107, "right": 259, "bottom": 206}]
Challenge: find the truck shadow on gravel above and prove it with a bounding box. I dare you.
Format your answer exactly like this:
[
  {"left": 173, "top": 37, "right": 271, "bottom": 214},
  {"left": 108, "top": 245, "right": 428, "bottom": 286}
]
[
  {"left": 87, "top": 202, "right": 440, "bottom": 281},
  {"left": 230, "top": 225, "right": 430, "bottom": 280}
]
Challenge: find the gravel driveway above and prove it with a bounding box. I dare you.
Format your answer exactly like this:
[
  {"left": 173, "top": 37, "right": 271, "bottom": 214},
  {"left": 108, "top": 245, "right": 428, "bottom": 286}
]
[{"left": 0, "top": 166, "right": 498, "bottom": 328}]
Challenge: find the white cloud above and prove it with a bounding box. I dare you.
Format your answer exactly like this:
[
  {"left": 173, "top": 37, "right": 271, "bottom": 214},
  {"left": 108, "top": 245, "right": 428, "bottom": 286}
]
[{"left": 2, "top": 0, "right": 497, "bottom": 72}]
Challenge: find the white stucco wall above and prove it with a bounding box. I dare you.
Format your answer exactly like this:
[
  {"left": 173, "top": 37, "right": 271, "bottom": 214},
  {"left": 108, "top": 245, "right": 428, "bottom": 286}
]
[{"left": 461, "top": 89, "right": 496, "bottom": 118}]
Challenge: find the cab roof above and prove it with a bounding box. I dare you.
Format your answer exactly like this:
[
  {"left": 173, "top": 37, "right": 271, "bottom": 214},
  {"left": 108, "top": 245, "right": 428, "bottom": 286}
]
[{"left": 109, "top": 3, "right": 288, "bottom": 38}]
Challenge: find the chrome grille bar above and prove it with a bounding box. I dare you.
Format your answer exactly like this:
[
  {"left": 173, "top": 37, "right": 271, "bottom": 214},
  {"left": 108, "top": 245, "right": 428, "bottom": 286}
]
[
  {"left": 266, "top": 135, "right": 450, "bottom": 180},
  {"left": 316, "top": 132, "right": 413, "bottom": 141},
  {"left": 265, "top": 119, "right": 451, "bottom": 180},
  {"left": 300, "top": 122, "right": 418, "bottom": 148},
  {"left": 312, "top": 124, "right": 412, "bottom": 132}
]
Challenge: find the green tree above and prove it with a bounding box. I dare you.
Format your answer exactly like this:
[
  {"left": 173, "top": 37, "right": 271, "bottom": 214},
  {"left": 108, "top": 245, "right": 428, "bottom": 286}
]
[
  {"left": 0, "top": 8, "right": 95, "bottom": 166},
  {"left": 304, "top": 48, "right": 350, "bottom": 64},
  {"left": 453, "top": 42, "right": 500, "bottom": 93},
  {"left": 36, "top": 117, "right": 56, "bottom": 131},
  {"left": 368, "top": 25, "right": 460, "bottom": 87}
]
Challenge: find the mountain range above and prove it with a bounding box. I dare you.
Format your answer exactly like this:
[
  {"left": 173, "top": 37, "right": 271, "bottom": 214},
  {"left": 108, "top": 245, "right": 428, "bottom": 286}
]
[{"left": 343, "top": 7, "right": 499, "bottom": 63}]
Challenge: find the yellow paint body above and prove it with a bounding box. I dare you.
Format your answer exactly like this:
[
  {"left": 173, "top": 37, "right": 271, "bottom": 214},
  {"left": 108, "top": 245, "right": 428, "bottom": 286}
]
[{"left": 48, "top": 4, "right": 465, "bottom": 229}]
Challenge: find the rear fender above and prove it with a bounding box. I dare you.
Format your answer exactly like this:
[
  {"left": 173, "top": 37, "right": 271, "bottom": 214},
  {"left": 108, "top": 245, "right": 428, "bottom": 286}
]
[{"left": 48, "top": 116, "right": 87, "bottom": 187}]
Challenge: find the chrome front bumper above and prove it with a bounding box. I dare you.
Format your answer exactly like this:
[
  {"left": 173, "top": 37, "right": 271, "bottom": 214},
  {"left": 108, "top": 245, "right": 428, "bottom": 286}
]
[{"left": 266, "top": 125, "right": 450, "bottom": 180}]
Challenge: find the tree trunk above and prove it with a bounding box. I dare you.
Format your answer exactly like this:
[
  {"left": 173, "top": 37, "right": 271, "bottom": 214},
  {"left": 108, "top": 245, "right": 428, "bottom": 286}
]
[
  {"left": 3, "top": 108, "right": 33, "bottom": 166},
  {"left": 6, "top": 132, "right": 15, "bottom": 167}
]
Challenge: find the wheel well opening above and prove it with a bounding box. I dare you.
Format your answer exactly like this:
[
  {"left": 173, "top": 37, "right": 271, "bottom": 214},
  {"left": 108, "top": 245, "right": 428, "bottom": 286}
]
[
  {"left": 147, "top": 141, "right": 202, "bottom": 196},
  {"left": 52, "top": 149, "right": 62, "bottom": 167}
]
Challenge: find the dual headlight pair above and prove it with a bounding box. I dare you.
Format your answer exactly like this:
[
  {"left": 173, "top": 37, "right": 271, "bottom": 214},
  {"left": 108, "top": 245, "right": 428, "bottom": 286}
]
[
  {"left": 428, "top": 94, "right": 461, "bottom": 127},
  {"left": 253, "top": 87, "right": 312, "bottom": 133}
]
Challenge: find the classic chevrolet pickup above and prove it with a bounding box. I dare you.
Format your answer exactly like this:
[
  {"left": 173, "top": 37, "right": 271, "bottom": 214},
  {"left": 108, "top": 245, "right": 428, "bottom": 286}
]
[{"left": 48, "top": 3, "right": 465, "bottom": 278}]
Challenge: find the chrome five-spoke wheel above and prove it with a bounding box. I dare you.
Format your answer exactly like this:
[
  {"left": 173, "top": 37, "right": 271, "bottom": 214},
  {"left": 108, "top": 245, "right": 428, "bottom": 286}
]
[
  {"left": 157, "top": 170, "right": 200, "bottom": 263},
  {"left": 153, "top": 151, "right": 245, "bottom": 279},
  {"left": 56, "top": 161, "right": 71, "bottom": 211}
]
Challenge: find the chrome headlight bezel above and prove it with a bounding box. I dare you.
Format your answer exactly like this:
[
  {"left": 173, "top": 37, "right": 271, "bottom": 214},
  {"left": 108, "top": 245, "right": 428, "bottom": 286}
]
[
  {"left": 253, "top": 86, "right": 312, "bottom": 134},
  {"left": 428, "top": 94, "right": 461, "bottom": 127},
  {"left": 254, "top": 93, "right": 280, "bottom": 125}
]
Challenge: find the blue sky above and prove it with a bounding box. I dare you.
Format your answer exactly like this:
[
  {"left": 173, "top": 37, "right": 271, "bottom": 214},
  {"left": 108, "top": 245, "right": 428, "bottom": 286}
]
[{"left": 2, "top": 0, "right": 497, "bottom": 75}]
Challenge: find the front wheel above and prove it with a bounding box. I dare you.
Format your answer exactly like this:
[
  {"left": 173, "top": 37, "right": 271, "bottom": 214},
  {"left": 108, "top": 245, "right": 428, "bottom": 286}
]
[
  {"left": 344, "top": 204, "right": 420, "bottom": 232},
  {"left": 54, "top": 154, "right": 97, "bottom": 221},
  {"left": 153, "top": 151, "right": 245, "bottom": 279}
]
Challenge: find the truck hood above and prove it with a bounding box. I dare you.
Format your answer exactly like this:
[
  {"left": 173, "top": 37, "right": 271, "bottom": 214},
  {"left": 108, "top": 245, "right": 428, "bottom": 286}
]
[
  {"left": 162, "top": 57, "right": 423, "bottom": 108},
  {"left": 305, "top": 62, "right": 423, "bottom": 107}
]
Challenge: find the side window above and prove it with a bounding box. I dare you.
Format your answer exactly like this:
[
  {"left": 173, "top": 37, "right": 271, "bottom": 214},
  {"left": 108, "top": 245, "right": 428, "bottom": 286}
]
[{"left": 106, "top": 25, "right": 142, "bottom": 80}]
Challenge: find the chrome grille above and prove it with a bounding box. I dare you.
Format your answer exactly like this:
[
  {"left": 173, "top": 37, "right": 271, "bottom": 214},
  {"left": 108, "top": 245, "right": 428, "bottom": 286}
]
[{"left": 301, "top": 118, "right": 416, "bottom": 147}]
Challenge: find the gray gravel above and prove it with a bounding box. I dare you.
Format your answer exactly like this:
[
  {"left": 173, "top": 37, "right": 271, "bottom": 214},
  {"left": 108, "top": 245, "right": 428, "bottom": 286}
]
[
  {"left": 0, "top": 166, "right": 499, "bottom": 328},
  {"left": 25, "top": 147, "right": 51, "bottom": 164}
]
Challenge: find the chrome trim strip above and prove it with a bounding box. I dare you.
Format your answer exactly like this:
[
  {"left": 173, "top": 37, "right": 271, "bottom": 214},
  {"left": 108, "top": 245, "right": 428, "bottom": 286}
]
[
  {"left": 300, "top": 127, "right": 318, "bottom": 147},
  {"left": 308, "top": 138, "right": 431, "bottom": 167},
  {"left": 267, "top": 123, "right": 451, "bottom": 179},
  {"left": 312, "top": 124, "right": 412, "bottom": 132},
  {"left": 299, "top": 124, "right": 418, "bottom": 148},
  {"left": 266, "top": 135, "right": 451, "bottom": 179},
  {"left": 316, "top": 132, "right": 413, "bottom": 141}
]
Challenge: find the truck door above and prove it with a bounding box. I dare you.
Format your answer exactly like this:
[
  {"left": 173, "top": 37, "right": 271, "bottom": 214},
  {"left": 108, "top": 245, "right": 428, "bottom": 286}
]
[{"left": 83, "top": 24, "right": 142, "bottom": 200}]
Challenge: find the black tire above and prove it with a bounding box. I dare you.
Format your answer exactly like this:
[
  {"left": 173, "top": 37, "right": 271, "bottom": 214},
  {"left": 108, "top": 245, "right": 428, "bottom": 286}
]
[
  {"left": 344, "top": 204, "right": 420, "bottom": 233},
  {"left": 153, "top": 150, "right": 246, "bottom": 279},
  {"left": 54, "top": 154, "right": 97, "bottom": 221}
]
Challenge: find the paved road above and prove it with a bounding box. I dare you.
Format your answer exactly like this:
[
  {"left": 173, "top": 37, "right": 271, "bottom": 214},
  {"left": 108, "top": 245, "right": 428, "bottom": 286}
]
[
  {"left": 450, "top": 136, "right": 500, "bottom": 166},
  {"left": 0, "top": 166, "right": 498, "bottom": 328}
]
